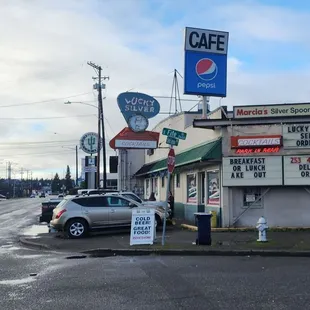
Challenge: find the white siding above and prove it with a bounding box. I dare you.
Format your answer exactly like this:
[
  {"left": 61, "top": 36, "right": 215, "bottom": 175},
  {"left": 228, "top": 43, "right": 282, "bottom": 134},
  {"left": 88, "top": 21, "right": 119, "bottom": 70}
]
[{"left": 145, "top": 111, "right": 221, "bottom": 164}]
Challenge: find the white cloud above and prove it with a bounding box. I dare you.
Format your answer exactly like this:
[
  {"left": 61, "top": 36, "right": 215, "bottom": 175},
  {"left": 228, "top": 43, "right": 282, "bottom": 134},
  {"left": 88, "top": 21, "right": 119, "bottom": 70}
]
[
  {"left": 0, "top": 0, "right": 310, "bottom": 178},
  {"left": 213, "top": 2, "right": 310, "bottom": 44}
]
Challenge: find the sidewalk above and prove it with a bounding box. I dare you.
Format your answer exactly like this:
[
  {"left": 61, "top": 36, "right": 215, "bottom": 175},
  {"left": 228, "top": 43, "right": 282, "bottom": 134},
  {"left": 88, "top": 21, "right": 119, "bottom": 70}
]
[{"left": 19, "top": 224, "right": 310, "bottom": 257}]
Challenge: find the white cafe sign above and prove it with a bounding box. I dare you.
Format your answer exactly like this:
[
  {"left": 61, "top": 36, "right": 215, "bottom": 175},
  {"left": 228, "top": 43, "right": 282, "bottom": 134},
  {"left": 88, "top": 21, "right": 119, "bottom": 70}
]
[
  {"left": 283, "top": 124, "right": 310, "bottom": 148},
  {"left": 222, "top": 156, "right": 283, "bottom": 186},
  {"left": 283, "top": 155, "right": 310, "bottom": 185}
]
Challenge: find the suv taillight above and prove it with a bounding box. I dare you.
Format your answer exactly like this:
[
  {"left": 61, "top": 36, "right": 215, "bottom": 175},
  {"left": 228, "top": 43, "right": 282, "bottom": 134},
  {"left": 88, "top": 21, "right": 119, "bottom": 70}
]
[{"left": 56, "top": 209, "right": 67, "bottom": 219}]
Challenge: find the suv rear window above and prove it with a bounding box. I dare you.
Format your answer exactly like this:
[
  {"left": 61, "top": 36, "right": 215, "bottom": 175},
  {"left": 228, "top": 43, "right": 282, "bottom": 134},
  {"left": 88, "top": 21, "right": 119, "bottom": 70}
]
[
  {"left": 88, "top": 190, "right": 118, "bottom": 195},
  {"left": 123, "top": 193, "right": 142, "bottom": 204},
  {"left": 87, "top": 190, "right": 101, "bottom": 195},
  {"left": 72, "top": 196, "right": 109, "bottom": 207},
  {"left": 57, "top": 199, "right": 68, "bottom": 208}
]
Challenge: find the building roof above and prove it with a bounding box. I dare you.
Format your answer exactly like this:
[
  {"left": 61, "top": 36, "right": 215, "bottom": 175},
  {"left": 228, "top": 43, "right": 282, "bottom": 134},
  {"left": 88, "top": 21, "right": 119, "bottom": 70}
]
[
  {"left": 193, "top": 106, "right": 310, "bottom": 129},
  {"left": 134, "top": 138, "right": 222, "bottom": 177}
]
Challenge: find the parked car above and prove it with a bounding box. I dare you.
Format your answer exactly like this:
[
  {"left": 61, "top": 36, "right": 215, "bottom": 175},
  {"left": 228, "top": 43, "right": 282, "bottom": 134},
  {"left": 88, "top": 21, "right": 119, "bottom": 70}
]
[
  {"left": 86, "top": 189, "right": 118, "bottom": 196},
  {"left": 40, "top": 198, "right": 62, "bottom": 223},
  {"left": 77, "top": 189, "right": 89, "bottom": 195},
  {"left": 58, "top": 194, "right": 64, "bottom": 198},
  {"left": 0, "top": 194, "right": 7, "bottom": 201},
  {"left": 110, "top": 191, "right": 169, "bottom": 210},
  {"left": 39, "top": 193, "right": 46, "bottom": 198},
  {"left": 50, "top": 194, "right": 166, "bottom": 239},
  {"left": 30, "top": 194, "right": 36, "bottom": 198}
]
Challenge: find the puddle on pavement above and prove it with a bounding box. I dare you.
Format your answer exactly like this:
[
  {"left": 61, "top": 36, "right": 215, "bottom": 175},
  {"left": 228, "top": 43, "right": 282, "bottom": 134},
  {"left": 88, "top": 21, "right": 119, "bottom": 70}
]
[
  {"left": 0, "top": 244, "right": 21, "bottom": 251},
  {"left": 22, "top": 225, "right": 49, "bottom": 237},
  {"left": 66, "top": 255, "right": 87, "bottom": 259},
  {"left": 0, "top": 277, "right": 36, "bottom": 286}
]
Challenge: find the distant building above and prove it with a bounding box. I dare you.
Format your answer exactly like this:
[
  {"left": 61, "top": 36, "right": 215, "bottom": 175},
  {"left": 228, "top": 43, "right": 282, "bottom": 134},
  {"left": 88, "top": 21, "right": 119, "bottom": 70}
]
[
  {"left": 100, "top": 173, "right": 117, "bottom": 190},
  {"left": 117, "top": 149, "right": 145, "bottom": 196}
]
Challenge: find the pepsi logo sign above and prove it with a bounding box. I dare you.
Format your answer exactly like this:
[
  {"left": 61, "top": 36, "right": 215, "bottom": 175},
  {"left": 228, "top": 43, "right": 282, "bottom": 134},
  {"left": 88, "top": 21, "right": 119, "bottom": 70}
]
[{"left": 196, "top": 58, "right": 218, "bottom": 81}]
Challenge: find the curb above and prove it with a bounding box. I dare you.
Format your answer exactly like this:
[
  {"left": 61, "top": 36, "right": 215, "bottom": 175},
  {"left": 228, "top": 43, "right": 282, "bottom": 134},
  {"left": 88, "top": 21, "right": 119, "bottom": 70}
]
[
  {"left": 19, "top": 236, "right": 310, "bottom": 258},
  {"left": 181, "top": 224, "right": 310, "bottom": 232},
  {"left": 19, "top": 237, "right": 52, "bottom": 251},
  {"left": 181, "top": 224, "right": 198, "bottom": 232},
  {"left": 82, "top": 248, "right": 310, "bottom": 258},
  {"left": 180, "top": 224, "right": 256, "bottom": 232}
]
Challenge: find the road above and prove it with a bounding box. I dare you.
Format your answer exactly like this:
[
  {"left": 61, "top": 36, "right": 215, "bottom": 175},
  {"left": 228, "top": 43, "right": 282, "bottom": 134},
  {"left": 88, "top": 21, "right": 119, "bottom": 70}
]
[
  {"left": 1, "top": 250, "right": 310, "bottom": 309},
  {"left": 0, "top": 197, "right": 42, "bottom": 247},
  {"left": 1, "top": 198, "right": 310, "bottom": 309}
]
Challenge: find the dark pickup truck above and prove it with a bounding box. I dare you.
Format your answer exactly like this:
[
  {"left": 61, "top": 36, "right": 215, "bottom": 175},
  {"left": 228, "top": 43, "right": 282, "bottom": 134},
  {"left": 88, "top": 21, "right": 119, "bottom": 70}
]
[{"left": 39, "top": 199, "right": 62, "bottom": 223}]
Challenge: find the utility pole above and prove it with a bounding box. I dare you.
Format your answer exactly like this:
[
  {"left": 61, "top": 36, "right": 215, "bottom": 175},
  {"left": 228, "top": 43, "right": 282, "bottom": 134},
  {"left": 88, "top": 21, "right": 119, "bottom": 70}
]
[
  {"left": 8, "top": 162, "right": 11, "bottom": 180},
  {"left": 87, "top": 61, "right": 109, "bottom": 189},
  {"left": 30, "top": 171, "right": 33, "bottom": 193},
  {"left": 75, "top": 145, "right": 78, "bottom": 187},
  {"left": 13, "top": 179, "right": 16, "bottom": 198},
  {"left": 8, "top": 162, "right": 11, "bottom": 197},
  {"left": 26, "top": 170, "right": 29, "bottom": 193},
  {"left": 20, "top": 168, "right": 24, "bottom": 197}
]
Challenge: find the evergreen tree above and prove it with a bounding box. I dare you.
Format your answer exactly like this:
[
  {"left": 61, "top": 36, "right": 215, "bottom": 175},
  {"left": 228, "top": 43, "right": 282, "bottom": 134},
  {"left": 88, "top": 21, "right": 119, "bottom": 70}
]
[
  {"left": 51, "top": 173, "right": 61, "bottom": 193},
  {"left": 65, "top": 165, "right": 73, "bottom": 190}
]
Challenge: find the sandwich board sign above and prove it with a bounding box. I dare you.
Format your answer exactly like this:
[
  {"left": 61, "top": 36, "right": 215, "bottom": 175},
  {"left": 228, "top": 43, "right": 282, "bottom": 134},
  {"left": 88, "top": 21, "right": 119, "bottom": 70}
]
[{"left": 130, "top": 208, "right": 155, "bottom": 245}]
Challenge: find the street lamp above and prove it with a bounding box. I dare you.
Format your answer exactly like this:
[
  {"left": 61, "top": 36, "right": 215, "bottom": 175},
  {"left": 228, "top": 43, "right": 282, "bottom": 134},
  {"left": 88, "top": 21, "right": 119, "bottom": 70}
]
[
  {"left": 62, "top": 145, "right": 79, "bottom": 187},
  {"left": 64, "top": 101, "right": 100, "bottom": 109}
]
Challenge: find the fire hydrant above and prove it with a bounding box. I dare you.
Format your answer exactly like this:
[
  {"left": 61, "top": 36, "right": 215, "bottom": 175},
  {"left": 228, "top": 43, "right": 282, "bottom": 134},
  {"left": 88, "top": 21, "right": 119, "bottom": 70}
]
[{"left": 256, "top": 216, "right": 268, "bottom": 242}]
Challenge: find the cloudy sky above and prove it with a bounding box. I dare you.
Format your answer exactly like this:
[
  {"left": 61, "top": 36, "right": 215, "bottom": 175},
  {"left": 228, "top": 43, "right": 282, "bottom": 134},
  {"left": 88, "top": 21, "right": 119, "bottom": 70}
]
[{"left": 1, "top": 0, "right": 310, "bottom": 179}]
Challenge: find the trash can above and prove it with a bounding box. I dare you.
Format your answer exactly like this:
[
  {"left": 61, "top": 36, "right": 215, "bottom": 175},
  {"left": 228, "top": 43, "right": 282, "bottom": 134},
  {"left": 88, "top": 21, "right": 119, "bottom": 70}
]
[{"left": 194, "top": 212, "right": 212, "bottom": 245}]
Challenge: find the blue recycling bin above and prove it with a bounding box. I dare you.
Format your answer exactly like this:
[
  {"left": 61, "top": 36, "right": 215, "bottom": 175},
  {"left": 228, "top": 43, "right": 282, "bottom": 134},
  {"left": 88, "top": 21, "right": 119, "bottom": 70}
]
[{"left": 194, "top": 212, "right": 212, "bottom": 245}]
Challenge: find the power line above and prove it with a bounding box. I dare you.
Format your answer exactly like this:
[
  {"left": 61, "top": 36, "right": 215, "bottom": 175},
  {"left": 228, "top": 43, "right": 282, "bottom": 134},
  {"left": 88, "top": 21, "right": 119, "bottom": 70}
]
[
  {"left": 0, "top": 139, "right": 78, "bottom": 145},
  {"left": 1, "top": 151, "right": 74, "bottom": 156},
  {"left": 153, "top": 96, "right": 198, "bottom": 101},
  {"left": 104, "top": 117, "right": 115, "bottom": 136},
  {"left": 0, "top": 144, "right": 78, "bottom": 150},
  {"left": 126, "top": 70, "right": 174, "bottom": 92},
  {"left": 0, "top": 141, "right": 112, "bottom": 150},
  {"left": 0, "top": 114, "right": 96, "bottom": 120},
  {"left": 2, "top": 149, "right": 116, "bottom": 157},
  {"left": 0, "top": 92, "right": 93, "bottom": 108}
]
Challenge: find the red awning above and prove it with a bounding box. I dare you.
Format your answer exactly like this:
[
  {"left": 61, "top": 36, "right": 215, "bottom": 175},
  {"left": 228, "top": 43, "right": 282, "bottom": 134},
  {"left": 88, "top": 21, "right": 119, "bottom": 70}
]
[{"left": 109, "top": 127, "right": 160, "bottom": 150}]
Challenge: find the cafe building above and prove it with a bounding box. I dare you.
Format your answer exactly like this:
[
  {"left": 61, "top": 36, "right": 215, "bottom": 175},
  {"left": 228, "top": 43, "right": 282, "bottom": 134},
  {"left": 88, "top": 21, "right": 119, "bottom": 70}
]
[
  {"left": 134, "top": 107, "right": 223, "bottom": 224},
  {"left": 194, "top": 103, "right": 310, "bottom": 228}
]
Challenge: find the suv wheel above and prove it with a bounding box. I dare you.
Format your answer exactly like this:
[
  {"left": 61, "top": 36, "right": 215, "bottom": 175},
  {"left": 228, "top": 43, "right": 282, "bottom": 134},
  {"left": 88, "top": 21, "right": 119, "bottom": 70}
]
[{"left": 66, "top": 219, "right": 88, "bottom": 239}]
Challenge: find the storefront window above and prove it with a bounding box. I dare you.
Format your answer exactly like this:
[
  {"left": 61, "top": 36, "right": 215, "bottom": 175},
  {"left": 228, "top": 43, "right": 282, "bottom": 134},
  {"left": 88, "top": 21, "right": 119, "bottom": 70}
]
[
  {"left": 145, "top": 179, "right": 150, "bottom": 198},
  {"left": 207, "top": 171, "right": 220, "bottom": 206},
  {"left": 243, "top": 187, "right": 262, "bottom": 208},
  {"left": 153, "top": 178, "right": 158, "bottom": 196},
  {"left": 187, "top": 174, "right": 197, "bottom": 203},
  {"left": 176, "top": 174, "right": 180, "bottom": 188}
]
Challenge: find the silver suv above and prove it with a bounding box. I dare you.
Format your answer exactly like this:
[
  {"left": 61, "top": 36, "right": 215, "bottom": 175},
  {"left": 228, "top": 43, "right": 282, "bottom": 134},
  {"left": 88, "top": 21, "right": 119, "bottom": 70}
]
[{"left": 50, "top": 194, "right": 166, "bottom": 238}]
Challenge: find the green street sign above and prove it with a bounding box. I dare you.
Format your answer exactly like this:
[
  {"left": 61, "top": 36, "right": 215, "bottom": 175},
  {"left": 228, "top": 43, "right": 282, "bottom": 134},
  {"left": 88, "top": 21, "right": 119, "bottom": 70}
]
[
  {"left": 162, "top": 128, "right": 187, "bottom": 140},
  {"left": 166, "top": 136, "right": 179, "bottom": 146}
]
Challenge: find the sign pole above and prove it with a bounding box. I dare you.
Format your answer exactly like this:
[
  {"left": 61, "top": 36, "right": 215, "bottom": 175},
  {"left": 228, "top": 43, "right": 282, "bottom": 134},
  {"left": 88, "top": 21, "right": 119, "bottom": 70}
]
[
  {"left": 161, "top": 169, "right": 171, "bottom": 246},
  {"left": 162, "top": 146, "right": 175, "bottom": 246}
]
